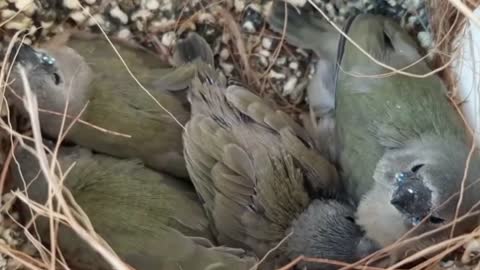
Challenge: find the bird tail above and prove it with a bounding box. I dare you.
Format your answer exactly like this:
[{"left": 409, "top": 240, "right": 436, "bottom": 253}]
[
  {"left": 173, "top": 32, "right": 215, "bottom": 67},
  {"left": 267, "top": 1, "right": 340, "bottom": 60}
]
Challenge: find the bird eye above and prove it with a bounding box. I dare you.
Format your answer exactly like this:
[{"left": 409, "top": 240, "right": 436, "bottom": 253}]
[
  {"left": 428, "top": 216, "right": 445, "bottom": 224},
  {"left": 410, "top": 164, "right": 424, "bottom": 173},
  {"left": 345, "top": 216, "right": 355, "bottom": 223},
  {"left": 383, "top": 31, "right": 394, "bottom": 50},
  {"left": 52, "top": 72, "right": 61, "bottom": 85}
]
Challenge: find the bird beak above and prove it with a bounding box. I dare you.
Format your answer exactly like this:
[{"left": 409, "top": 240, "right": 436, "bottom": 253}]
[
  {"left": 390, "top": 173, "right": 433, "bottom": 222},
  {"left": 8, "top": 42, "right": 56, "bottom": 69}
]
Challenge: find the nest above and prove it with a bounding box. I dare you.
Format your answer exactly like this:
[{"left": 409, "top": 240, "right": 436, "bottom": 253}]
[{"left": 1, "top": 0, "right": 480, "bottom": 269}]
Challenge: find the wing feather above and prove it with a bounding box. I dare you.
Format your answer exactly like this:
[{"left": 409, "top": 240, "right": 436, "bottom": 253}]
[{"left": 184, "top": 64, "right": 341, "bottom": 258}]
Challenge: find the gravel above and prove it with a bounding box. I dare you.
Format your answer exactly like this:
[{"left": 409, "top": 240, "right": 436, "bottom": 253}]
[{"left": 1, "top": 0, "right": 434, "bottom": 105}]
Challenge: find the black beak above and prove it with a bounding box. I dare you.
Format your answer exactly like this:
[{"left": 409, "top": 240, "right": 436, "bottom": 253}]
[
  {"left": 7, "top": 42, "right": 56, "bottom": 69},
  {"left": 390, "top": 173, "right": 432, "bottom": 220},
  {"left": 8, "top": 42, "right": 39, "bottom": 66}
]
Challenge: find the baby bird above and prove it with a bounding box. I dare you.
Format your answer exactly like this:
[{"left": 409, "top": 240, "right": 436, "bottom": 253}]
[
  {"left": 7, "top": 32, "right": 213, "bottom": 179},
  {"left": 268, "top": 1, "right": 480, "bottom": 265},
  {"left": 9, "top": 141, "right": 256, "bottom": 270},
  {"left": 181, "top": 34, "right": 379, "bottom": 269}
]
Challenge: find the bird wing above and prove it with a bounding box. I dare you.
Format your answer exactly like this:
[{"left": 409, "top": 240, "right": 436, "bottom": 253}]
[
  {"left": 183, "top": 65, "right": 340, "bottom": 257},
  {"left": 10, "top": 145, "right": 256, "bottom": 270}
]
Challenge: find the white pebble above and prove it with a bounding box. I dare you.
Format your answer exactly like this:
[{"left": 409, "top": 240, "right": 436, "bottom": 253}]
[
  {"left": 242, "top": 21, "right": 256, "bottom": 33},
  {"left": 15, "top": 0, "right": 36, "bottom": 16},
  {"left": 262, "top": 37, "right": 273, "bottom": 49},
  {"left": 295, "top": 48, "right": 309, "bottom": 57},
  {"left": 262, "top": 2, "right": 272, "bottom": 17},
  {"left": 247, "top": 3, "right": 261, "bottom": 12},
  {"left": 220, "top": 48, "right": 230, "bottom": 60},
  {"left": 22, "top": 37, "right": 32, "bottom": 45},
  {"left": 84, "top": 0, "right": 96, "bottom": 4},
  {"left": 2, "top": 229, "right": 18, "bottom": 246},
  {"left": 289, "top": 61, "right": 299, "bottom": 70},
  {"left": 269, "top": 70, "right": 286, "bottom": 80},
  {"left": 40, "top": 20, "right": 54, "bottom": 30},
  {"left": 1, "top": 9, "right": 17, "bottom": 19},
  {"left": 285, "top": 0, "right": 306, "bottom": 7},
  {"left": 116, "top": 28, "right": 132, "bottom": 39},
  {"left": 87, "top": 13, "right": 105, "bottom": 26},
  {"left": 258, "top": 56, "right": 268, "bottom": 67},
  {"left": 160, "top": 0, "right": 172, "bottom": 11},
  {"left": 162, "top": 31, "right": 176, "bottom": 47},
  {"left": 387, "top": 0, "right": 397, "bottom": 6},
  {"left": 11, "top": 212, "right": 19, "bottom": 221},
  {"left": 220, "top": 62, "right": 234, "bottom": 75},
  {"left": 198, "top": 12, "right": 215, "bottom": 24},
  {"left": 63, "top": 0, "right": 80, "bottom": 9},
  {"left": 283, "top": 77, "right": 298, "bottom": 95},
  {"left": 234, "top": 0, "right": 245, "bottom": 12},
  {"left": 110, "top": 5, "right": 128, "bottom": 24},
  {"left": 27, "top": 24, "right": 38, "bottom": 35},
  {"left": 404, "top": 0, "right": 421, "bottom": 12},
  {"left": 144, "top": 0, "right": 159, "bottom": 11},
  {"left": 131, "top": 9, "right": 153, "bottom": 21},
  {"left": 5, "top": 16, "right": 32, "bottom": 30},
  {"left": 69, "top": 9, "right": 89, "bottom": 24},
  {"left": 407, "top": 16, "right": 417, "bottom": 28},
  {"left": 259, "top": 49, "right": 271, "bottom": 58},
  {"left": 326, "top": 3, "right": 336, "bottom": 16},
  {"left": 149, "top": 18, "right": 175, "bottom": 31},
  {"left": 136, "top": 20, "right": 145, "bottom": 31},
  {"left": 275, "top": 57, "right": 287, "bottom": 65},
  {"left": 417, "top": 31, "right": 432, "bottom": 49}
]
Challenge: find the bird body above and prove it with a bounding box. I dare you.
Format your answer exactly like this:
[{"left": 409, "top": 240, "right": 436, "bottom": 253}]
[
  {"left": 9, "top": 32, "right": 213, "bottom": 179},
  {"left": 333, "top": 15, "right": 468, "bottom": 201},
  {"left": 333, "top": 15, "right": 480, "bottom": 256},
  {"left": 10, "top": 143, "right": 255, "bottom": 270},
  {"left": 267, "top": 1, "right": 480, "bottom": 263},
  {"left": 181, "top": 34, "right": 378, "bottom": 269}
]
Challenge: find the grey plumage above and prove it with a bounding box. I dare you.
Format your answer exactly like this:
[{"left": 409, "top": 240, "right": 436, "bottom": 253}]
[
  {"left": 181, "top": 36, "right": 378, "bottom": 268},
  {"left": 287, "top": 200, "right": 378, "bottom": 270}
]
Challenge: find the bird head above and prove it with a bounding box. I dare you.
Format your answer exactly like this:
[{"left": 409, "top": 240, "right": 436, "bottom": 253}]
[
  {"left": 339, "top": 14, "right": 428, "bottom": 78},
  {"left": 288, "top": 200, "right": 380, "bottom": 269},
  {"left": 7, "top": 42, "right": 93, "bottom": 115},
  {"left": 357, "top": 136, "right": 480, "bottom": 258}
]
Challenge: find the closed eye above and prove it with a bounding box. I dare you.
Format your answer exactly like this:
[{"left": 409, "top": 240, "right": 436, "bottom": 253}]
[
  {"left": 411, "top": 163, "right": 425, "bottom": 173},
  {"left": 383, "top": 31, "right": 394, "bottom": 50},
  {"left": 345, "top": 216, "right": 355, "bottom": 223},
  {"left": 428, "top": 216, "right": 445, "bottom": 224},
  {"left": 52, "top": 72, "right": 61, "bottom": 85}
]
